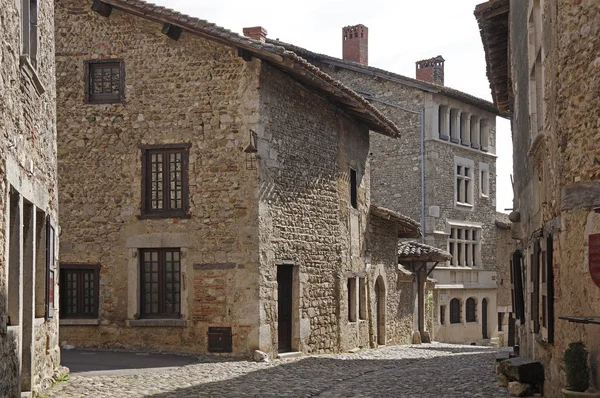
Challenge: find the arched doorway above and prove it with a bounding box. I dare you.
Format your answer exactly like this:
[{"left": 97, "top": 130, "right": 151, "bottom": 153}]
[
  {"left": 374, "top": 276, "right": 385, "bottom": 345},
  {"left": 482, "top": 298, "right": 489, "bottom": 339}
]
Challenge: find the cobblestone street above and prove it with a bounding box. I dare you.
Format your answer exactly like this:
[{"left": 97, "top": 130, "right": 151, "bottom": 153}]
[{"left": 46, "top": 343, "right": 507, "bottom": 397}]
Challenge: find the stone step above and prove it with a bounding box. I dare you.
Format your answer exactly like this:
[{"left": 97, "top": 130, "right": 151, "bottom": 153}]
[
  {"left": 499, "top": 357, "right": 545, "bottom": 384},
  {"left": 278, "top": 351, "right": 303, "bottom": 359}
]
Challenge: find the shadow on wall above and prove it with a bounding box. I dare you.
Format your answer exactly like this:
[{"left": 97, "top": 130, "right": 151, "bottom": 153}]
[
  {"left": 149, "top": 348, "right": 499, "bottom": 397},
  {"left": 0, "top": 290, "right": 20, "bottom": 398}
]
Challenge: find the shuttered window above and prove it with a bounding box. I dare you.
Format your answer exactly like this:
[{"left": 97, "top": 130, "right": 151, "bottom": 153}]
[{"left": 540, "top": 235, "right": 555, "bottom": 343}]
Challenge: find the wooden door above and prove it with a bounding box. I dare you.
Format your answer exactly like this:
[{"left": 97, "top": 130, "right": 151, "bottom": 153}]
[
  {"left": 482, "top": 298, "right": 489, "bottom": 339},
  {"left": 375, "top": 276, "right": 385, "bottom": 345},
  {"left": 277, "top": 265, "right": 293, "bottom": 353}
]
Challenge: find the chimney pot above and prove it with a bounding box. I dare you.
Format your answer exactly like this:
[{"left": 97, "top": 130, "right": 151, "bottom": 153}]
[
  {"left": 243, "top": 26, "right": 268, "bottom": 43},
  {"left": 342, "top": 24, "right": 368, "bottom": 65},
  {"left": 415, "top": 56, "right": 445, "bottom": 85}
]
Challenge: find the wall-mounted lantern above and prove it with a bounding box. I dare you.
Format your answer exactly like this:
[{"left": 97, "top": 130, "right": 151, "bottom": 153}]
[{"left": 244, "top": 129, "right": 258, "bottom": 170}]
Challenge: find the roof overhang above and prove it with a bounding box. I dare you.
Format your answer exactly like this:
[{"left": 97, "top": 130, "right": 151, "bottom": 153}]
[
  {"left": 397, "top": 241, "right": 452, "bottom": 263},
  {"left": 370, "top": 205, "right": 421, "bottom": 238},
  {"left": 474, "top": 0, "right": 511, "bottom": 116},
  {"left": 98, "top": 0, "right": 401, "bottom": 138}
]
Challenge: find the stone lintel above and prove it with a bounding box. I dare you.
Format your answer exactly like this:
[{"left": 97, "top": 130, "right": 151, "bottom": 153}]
[
  {"left": 128, "top": 319, "right": 186, "bottom": 328},
  {"left": 193, "top": 263, "right": 236, "bottom": 271}
]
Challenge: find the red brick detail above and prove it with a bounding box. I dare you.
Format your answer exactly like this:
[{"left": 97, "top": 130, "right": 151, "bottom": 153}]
[
  {"left": 242, "top": 26, "right": 268, "bottom": 42},
  {"left": 342, "top": 24, "right": 368, "bottom": 65},
  {"left": 415, "top": 55, "right": 445, "bottom": 85}
]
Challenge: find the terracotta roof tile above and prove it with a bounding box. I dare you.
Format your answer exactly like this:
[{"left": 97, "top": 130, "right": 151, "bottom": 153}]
[{"left": 398, "top": 241, "right": 452, "bottom": 262}]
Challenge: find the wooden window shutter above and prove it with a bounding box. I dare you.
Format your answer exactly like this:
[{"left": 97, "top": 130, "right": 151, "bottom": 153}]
[
  {"left": 513, "top": 250, "right": 525, "bottom": 324},
  {"left": 547, "top": 234, "right": 555, "bottom": 343},
  {"left": 532, "top": 241, "right": 540, "bottom": 334}
]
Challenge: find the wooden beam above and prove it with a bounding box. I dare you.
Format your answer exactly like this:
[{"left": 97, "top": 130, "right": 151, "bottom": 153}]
[
  {"left": 91, "top": 0, "right": 113, "bottom": 18},
  {"left": 162, "top": 23, "right": 182, "bottom": 41}
]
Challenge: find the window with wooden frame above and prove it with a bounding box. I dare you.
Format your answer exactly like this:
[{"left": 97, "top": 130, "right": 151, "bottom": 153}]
[
  {"left": 59, "top": 264, "right": 100, "bottom": 319},
  {"left": 140, "top": 249, "right": 181, "bottom": 319},
  {"left": 21, "top": 0, "right": 39, "bottom": 67},
  {"left": 466, "top": 297, "right": 477, "bottom": 323},
  {"left": 450, "top": 298, "right": 461, "bottom": 324},
  {"left": 85, "top": 60, "right": 125, "bottom": 104},
  {"left": 140, "top": 144, "right": 190, "bottom": 218}
]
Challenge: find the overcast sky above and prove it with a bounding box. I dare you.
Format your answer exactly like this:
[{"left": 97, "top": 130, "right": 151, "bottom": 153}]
[{"left": 153, "top": 0, "right": 514, "bottom": 213}]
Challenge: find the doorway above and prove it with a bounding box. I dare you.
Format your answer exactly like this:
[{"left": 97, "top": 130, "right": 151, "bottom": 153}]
[
  {"left": 277, "top": 265, "right": 293, "bottom": 353},
  {"left": 508, "top": 314, "right": 516, "bottom": 346},
  {"left": 374, "top": 276, "right": 385, "bottom": 345},
  {"left": 482, "top": 298, "right": 489, "bottom": 339}
]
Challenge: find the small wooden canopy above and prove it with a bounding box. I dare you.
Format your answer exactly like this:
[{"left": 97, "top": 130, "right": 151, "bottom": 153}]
[{"left": 397, "top": 241, "right": 452, "bottom": 263}]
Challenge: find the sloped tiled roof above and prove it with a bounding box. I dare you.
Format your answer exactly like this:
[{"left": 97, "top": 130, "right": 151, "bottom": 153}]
[
  {"left": 474, "top": 0, "right": 511, "bottom": 114},
  {"left": 370, "top": 205, "right": 421, "bottom": 238},
  {"left": 266, "top": 38, "right": 505, "bottom": 117},
  {"left": 97, "top": 0, "right": 401, "bottom": 137},
  {"left": 398, "top": 241, "right": 452, "bottom": 262}
]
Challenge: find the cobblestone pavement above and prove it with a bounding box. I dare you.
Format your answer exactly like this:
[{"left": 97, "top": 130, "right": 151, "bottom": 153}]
[{"left": 45, "top": 343, "right": 508, "bottom": 397}]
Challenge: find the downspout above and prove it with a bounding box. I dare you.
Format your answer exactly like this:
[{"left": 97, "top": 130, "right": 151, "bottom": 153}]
[{"left": 420, "top": 108, "right": 425, "bottom": 243}]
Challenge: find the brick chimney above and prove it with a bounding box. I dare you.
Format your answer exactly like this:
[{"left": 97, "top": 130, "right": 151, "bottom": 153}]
[
  {"left": 342, "top": 24, "right": 368, "bottom": 65},
  {"left": 415, "top": 56, "right": 445, "bottom": 85},
  {"left": 243, "top": 26, "right": 268, "bottom": 43}
]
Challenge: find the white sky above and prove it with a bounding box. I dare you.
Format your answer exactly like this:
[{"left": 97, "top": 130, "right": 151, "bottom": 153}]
[{"left": 152, "top": 0, "right": 514, "bottom": 213}]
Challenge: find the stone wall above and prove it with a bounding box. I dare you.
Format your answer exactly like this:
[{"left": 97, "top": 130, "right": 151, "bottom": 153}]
[
  {"left": 56, "top": 0, "right": 262, "bottom": 356},
  {"left": 507, "top": 0, "right": 600, "bottom": 395},
  {"left": 368, "top": 217, "right": 414, "bottom": 346},
  {"left": 257, "top": 63, "right": 372, "bottom": 354},
  {"left": 0, "top": 0, "right": 60, "bottom": 394}
]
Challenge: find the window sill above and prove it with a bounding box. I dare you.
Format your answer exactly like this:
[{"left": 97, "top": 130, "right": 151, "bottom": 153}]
[
  {"left": 455, "top": 202, "right": 474, "bottom": 210},
  {"left": 128, "top": 319, "right": 186, "bottom": 328},
  {"left": 60, "top": 319, "right": 100, "bottom": 326},
  {"left": 20, "top": 55, "right": 45, "bottom": 96},
  {"left": 138, "top": 212, "right": 191, "bottom": 220}
]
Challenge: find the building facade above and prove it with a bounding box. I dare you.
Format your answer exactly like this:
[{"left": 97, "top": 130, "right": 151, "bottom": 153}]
[
  {"left": 0, "top": 0, "right": 61, "bottom": 395},
  {"left": 476, "top": 0, "right": 600, "bottom": 394},
  {"left": 55, "top": 0, "right": 409, "bottom": 358},
  {"left": 271, "top": 26, "right": 504, "bottom": 345}
]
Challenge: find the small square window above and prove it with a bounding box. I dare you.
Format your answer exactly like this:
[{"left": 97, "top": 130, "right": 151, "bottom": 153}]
[{"left": 85, "top": 60, "right": 125, "bottom": 104}]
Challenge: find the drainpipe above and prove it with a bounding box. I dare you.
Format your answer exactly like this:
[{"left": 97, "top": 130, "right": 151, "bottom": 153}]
[{"left": 420, "top": 108, "right": 425, "bottom": 244}]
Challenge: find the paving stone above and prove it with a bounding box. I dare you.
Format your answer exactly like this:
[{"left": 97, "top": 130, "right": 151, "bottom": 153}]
[{"left": 44, "top": 343, "right": 509, "bottom": 397}]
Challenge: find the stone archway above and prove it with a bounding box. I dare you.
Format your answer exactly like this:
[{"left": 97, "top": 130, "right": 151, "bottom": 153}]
[{"left": 374, "top": 276, "right": 386, "bottom": 345}]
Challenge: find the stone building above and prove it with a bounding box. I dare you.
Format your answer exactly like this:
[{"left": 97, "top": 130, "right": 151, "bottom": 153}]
[
  {"left": 54, "top": 0, "right": 413, "bottom": 358},
  {"left": 271, "top": 25, "right": 505, "bottom": 345},
  {"left": 476, "top": 0, "right": 600, "bottom": 394},
  {"left": 0, "top": 0, "right": 61, "bottom": 395}
]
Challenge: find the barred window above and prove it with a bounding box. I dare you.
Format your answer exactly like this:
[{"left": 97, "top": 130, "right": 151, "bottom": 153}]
[
  {"left": 450, "top": 298, "right": 461, "bottom": 324},
  {"left": 140, "top": 249, "right": 181, "bottom": 318},
  {"left": 59, "top": 264, "right": 100, "bottom": 319},
  {"left": 466, "top": 297, "right": 477, "bottom": 323},
  {"left": 85, "top": 60, "right": 125, "bottom": 104},
  {"left": 448, "top": 226, "right": 481, "bottom": 267},
  {"left": 141, "top": 145, "right": 190, "bottom": 218}
]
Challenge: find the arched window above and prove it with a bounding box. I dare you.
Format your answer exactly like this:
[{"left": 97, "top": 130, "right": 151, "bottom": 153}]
[
  {"left": 450, "top": 298, "right": 461, "bottom": 324},
  {"left": 466, "top": 297, "right": 477, "bottom": 323}
]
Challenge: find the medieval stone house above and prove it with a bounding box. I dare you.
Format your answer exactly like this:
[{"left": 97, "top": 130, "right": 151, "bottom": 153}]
[
  {"left": 1, "top": 0, "right": 61, "bottom": 395},
  {"left": 54, "top": 0, "right": 419, "bottom": 357},
  {"left": 477, "top": 0, "right": 600, "bottom": 395},
  {"left": 270, "top": 25, "right": 507, "bottom": 345}
]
